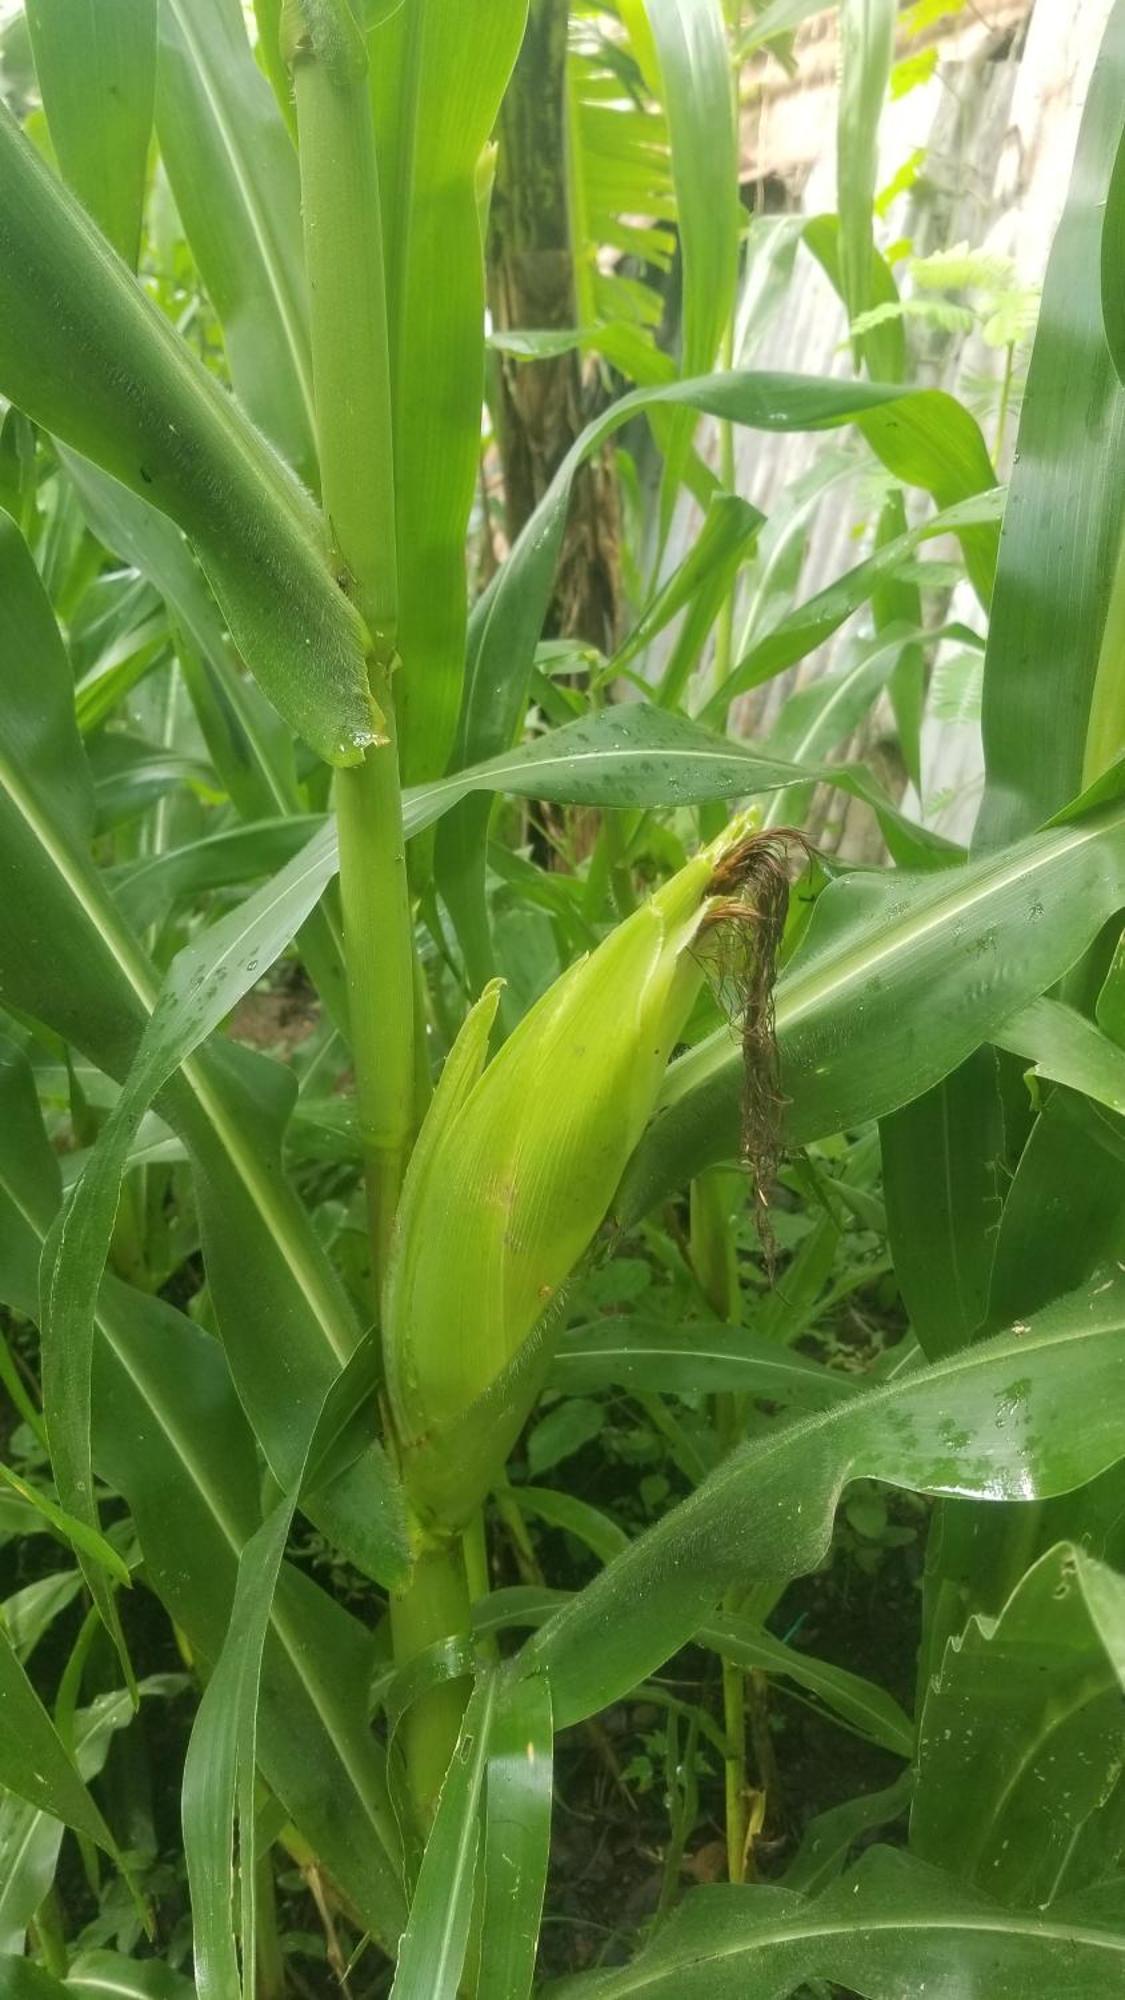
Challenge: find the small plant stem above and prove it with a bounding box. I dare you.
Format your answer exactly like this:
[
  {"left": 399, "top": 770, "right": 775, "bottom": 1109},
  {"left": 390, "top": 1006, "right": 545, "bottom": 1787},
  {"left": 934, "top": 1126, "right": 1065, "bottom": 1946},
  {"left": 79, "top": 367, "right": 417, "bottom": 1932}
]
[
  {"left": 288, "top": 1, "right": 414, "bottom": 1286},
  {"left": 689, "top": 1166, "right": 751, "bottom": 1882},
  {"left": 388, "top": 1537, "right": 474, "bottom": 1826}
]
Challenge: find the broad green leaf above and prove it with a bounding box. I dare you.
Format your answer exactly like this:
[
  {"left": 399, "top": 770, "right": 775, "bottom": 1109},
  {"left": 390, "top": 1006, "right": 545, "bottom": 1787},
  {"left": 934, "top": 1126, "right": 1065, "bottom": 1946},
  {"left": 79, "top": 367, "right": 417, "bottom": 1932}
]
[
  {"left": 698, "top": 1615, "right": 913, "bottom": 1758},
  {"left": 995, "top": 994, "right": 1125, "bottom": 1116},
  {"left": 783, "top": 1773, "right": 912, "bottom": 1895},
  {"left": 837, "top": 0, "right": 896, "bottom": 353},
  {"left": 619, "top": 799, "right": 1125, "bottom": 1218},
  {"left": 703, "top": 490, "right": 1001, "bottom": 722},
  {"left": 985, "top": 1091, "right": 1125, "bottom": 1330},
  {"left": 0, "top": 1044, "right": 407, "bottom": 1948},
  {"left": 1102, "top": 123, "right": 1125, "bottom": 385},
  {"left": 550, "top": 1845, "right": 1125, "bottom": 1997},
  {"left": 68, "top": 1954, "right": 195, "bottom": 2000},
  {"left": 411, "top": 701, "right": 941, "bottom": 851},
  {"left": 880, "top": 1048, "right": 1005, "bottom": 1360},
  {"left": 477, "top": 1674, "right": 553, "bottom": 2000},
  {"left": 389, "top": 1673, "right": 498, "bottom": 2000},
  {"left": 111, "top": 817, "right": 323, "bottom": 931},
  {"left": 156, "top": 0, "right": 317, "bottom": 481},
  {"left": 0, "top": 1625, "right": 116, "bottom": 1855},
  {"left": 508, "top": 1486, "right": 629, "bottom": 1566},
  {"left": 913, "top": 1541, "right": 1125, "bottom": 1905},
  {"left": 551, "top": 1316, "right": 857, "bottom": 1406},
  {"left": 517, "top": 1270, "right": 1125, "bottom": 1727},
  {"left": 637, "top": 0, "right": 739, "bottom": 515},
  {"left": 0, "top": 109, "right": 373, "bottom": 764},
  {"left": 1, "top": 1573, "right": 82, "bottom": 1667},
  {"left": 25, "top": 0, "right": 155, "bottom": 269},
  {"left": 370, "top": 0, "right": 527, "bottom": 785},
  {"left": 975, "top": 0, "right": 1125, "bottom": 842}
]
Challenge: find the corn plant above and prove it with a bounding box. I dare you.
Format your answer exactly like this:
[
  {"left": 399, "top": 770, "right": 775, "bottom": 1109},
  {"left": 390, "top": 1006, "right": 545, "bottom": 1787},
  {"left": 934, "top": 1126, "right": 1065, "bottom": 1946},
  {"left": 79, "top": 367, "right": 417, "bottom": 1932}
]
[{"left": 2, "top": 0, "right": 1125, "bottom": 1993}]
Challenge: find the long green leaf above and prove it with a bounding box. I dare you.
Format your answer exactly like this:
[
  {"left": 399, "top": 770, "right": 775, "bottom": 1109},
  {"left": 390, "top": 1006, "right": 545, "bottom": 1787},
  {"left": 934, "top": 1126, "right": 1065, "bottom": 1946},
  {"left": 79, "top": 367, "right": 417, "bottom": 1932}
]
[
  {"left": 975, "top": 0, "right": 1125, "bottom": 842},
  {"left": 477, "top": 1674, "right": 554, "bottom": 2000},
  {"left": 995, "top": 993, "right": 1125, "bottom": 1116},
  {"left": 551, "top": 1316, "right": 856, "bottom": 1406},
  {"left": 517, "top": 1270, "right": 1125, "bottom": 1727},
  {"left": 837, "top": 0, "right": 895, "bottom": 353},
  {"left": 638, "top": 0, "right": 739, "bottom": 515},
  {"left": 702, "top": 490, "right": 1001, "bottom": 722},
  {"left": 0, "top": 1626, "right": 116, "bottom": 1856},
  {"left": 912, "top": 1540, "right": 1125, "bottom": 1905},
  {"left": 698, "top": 1616, "right": 913, "bottom": 1758},
  {"left": 25, "top": 0, "right": 155, "bottom": 269},
  {"left": 550, "top": 1846, "right": 1125, "bottom": 1998},
  {"left": 390, "top": 1674, "right": 498, "bottom": 2000},
  {"left": 0, "top": 108, "right": 372, "bottom": 764},
  {"left": 880, "top": 1047, "right": 1005, "bottom": 1361},
  {"left": 369, "top": 0, "right": 527, "bottom": 785},
  {"left": 183, "top": 1338, "right": 409, "bottom": 2000},
  {"left": 156, "top": 0, "right": 317, "bottom": 481}
]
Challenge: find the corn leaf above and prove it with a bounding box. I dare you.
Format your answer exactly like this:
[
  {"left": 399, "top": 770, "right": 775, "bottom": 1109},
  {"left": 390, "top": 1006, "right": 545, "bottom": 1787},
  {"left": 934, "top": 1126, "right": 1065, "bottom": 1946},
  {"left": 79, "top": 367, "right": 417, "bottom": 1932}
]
[
  {"left": 25, "top": 0, "right": 155, "bottom": 269},
  {"left": 975, "top": 0, "right": 1125, "bottom": 843},
  {"left": 698, "top": 1616, "right": 914, "bottom": 1758},
  {"left": 518, "top": 1269, "right": 1125, "bottom": 1727},
  {"left": 549, "top": 1846, "right": 1125, "bottom": 1997},
  {"left": 477, "top": 1674, "right": 554, "bottom": 2000},
  {"left": 156, "top": 0, "right": 317, "bottom": 481},
  {"left": 0, "top": 106, "right": 372, "bottom": 764},
  {"left": 370, "top": 0, "right": 527, "bottom": 785},
  {"left": 0, "top": 1626, "right": 119, "bottom": 1857},
  {"left": 880, "top": 1046, "right": 1005, "bottom": 1361},
  {"left": 836, "top": 0, "right": 896, "bottom": 353},
  {"left": 389, "top": 1673, "right": 498, "bottom": 2000},
  {"left": 912, "top": 1541, "right": 1125, "bottom": 1905}
]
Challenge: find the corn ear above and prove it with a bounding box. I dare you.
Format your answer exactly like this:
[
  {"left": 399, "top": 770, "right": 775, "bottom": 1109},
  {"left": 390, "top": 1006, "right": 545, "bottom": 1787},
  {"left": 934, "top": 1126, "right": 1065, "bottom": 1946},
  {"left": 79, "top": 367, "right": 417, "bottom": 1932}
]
[{"left": 382, "top": 818, "right": 754, "bottom": 1526}]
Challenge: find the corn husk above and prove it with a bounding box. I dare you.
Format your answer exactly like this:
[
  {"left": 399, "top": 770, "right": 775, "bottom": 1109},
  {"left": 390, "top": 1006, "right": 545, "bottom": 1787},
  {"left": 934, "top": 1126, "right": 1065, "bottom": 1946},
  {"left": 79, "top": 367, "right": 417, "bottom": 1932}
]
[{"left": 382, "top": 818, "right": 755, "bottom": 1524}]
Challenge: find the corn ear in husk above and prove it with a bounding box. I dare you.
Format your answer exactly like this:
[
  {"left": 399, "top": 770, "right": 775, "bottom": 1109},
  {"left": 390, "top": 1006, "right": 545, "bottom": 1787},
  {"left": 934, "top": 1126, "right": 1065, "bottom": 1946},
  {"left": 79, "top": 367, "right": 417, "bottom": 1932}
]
[{"left": 382, "top": 816, "right": 760, "bottom": 1526}]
